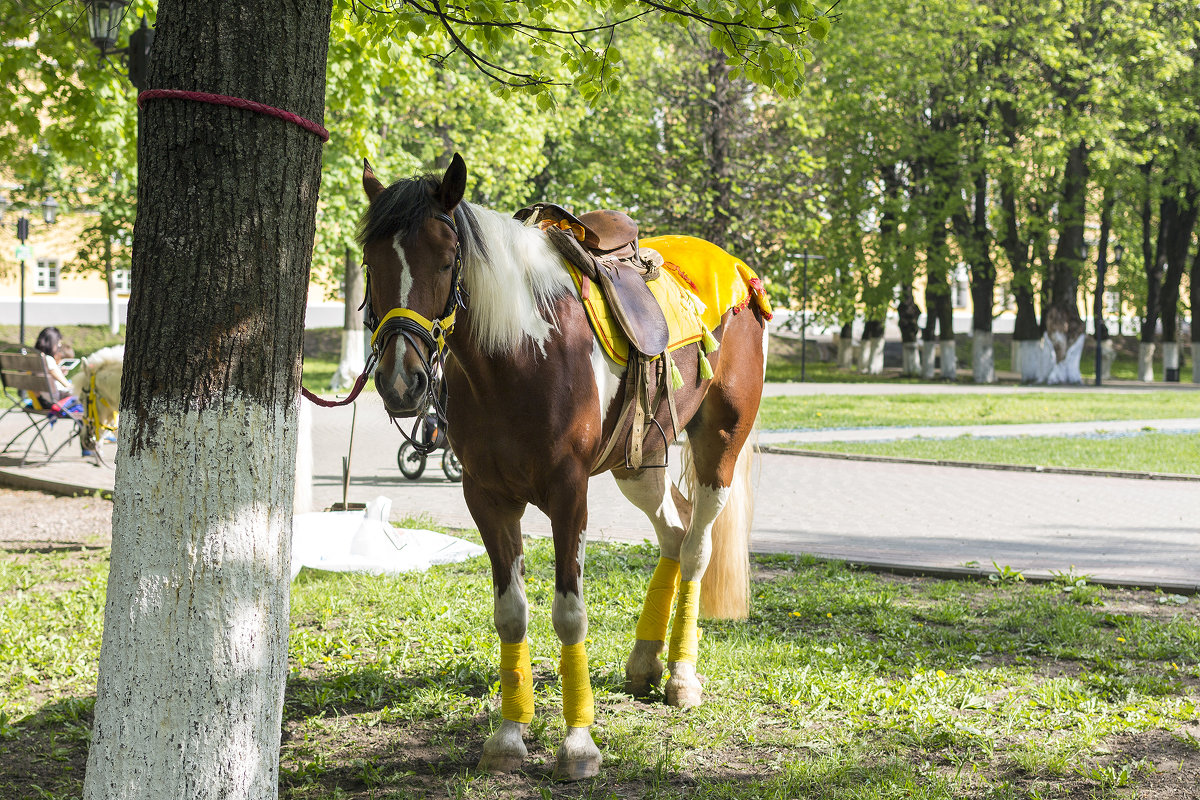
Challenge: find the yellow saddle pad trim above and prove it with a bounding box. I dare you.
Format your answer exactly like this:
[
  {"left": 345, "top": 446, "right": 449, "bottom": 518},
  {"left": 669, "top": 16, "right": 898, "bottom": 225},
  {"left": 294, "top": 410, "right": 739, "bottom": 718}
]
[{"left": 565, "top": 235, "right": 769, "bottom": 366}]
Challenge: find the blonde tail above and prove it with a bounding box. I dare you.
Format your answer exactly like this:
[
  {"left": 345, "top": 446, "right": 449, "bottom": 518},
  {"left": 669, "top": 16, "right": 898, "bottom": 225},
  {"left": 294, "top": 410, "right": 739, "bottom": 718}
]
[{"left": 678, "top": 425, "right": 758, "bottom": 620}]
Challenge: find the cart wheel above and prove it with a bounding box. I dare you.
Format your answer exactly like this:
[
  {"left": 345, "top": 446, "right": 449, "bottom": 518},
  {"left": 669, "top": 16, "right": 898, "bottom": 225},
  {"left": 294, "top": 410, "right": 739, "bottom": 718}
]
[
  {"left": 442, "top": 448, "right": 463, "bottom": 482},
  {"left": 397, "top": 442, "right": 427, "bottom": 480}
]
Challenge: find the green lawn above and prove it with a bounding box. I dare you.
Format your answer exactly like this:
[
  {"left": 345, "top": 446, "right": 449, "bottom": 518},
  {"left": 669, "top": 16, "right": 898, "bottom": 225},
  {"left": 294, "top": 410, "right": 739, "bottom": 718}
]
[
  {"left": 2, "top": 525, "right": 1198, "bottom": 799},
  {"left": 757, "top": 391, "right": 1200, "bottom": 432},
  {"left": 779, "top": 431, "right": 1200, "bottom": 476}
]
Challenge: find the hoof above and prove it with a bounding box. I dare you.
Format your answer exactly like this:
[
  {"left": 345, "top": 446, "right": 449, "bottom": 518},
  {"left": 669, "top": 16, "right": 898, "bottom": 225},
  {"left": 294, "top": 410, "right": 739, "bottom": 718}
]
[
  {"left": 478, "top": 719, "right": 527, "bottom": 773},
  {"left": 478, "top": 752, "right": 525, "bottom": 773},
  {"left": 553, "top": 727, "right": 601, "bottom": 781},
  {"left": 625, "top": 639, "right": 665, "bottom": 697},
  {"left": 665, "top": 662, "right": 703, "bottom": 709}
]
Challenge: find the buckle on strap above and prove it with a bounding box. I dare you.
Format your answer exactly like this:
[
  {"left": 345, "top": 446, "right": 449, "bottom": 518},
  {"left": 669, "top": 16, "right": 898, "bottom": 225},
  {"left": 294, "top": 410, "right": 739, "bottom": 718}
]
[{"left": 371, "top": 306, "right": 457, "bottom": 353}]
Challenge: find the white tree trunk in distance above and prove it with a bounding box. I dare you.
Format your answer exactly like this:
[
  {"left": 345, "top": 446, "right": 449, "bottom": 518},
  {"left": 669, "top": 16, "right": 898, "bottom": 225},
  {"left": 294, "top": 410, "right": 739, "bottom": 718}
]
[
  {"left": 1138, "top": 343, "right": 1156, "bottom": 382},
  {"left": 901, "top": 342, "right": 921, "bottom": 376},
  {"left": 837, "top": 336, "right": 855, "bottom": 369},
  {"left": 940, "top": 341, "right": 957, "bottom": 380},
  {"left": 920, "top": 341, "right": 937, "bottom": 379},
  {"left": 1100, "top": 339, "right": 1116, "bottom": 381},
  {"left": 1163, "top": 342, "right": 1179, "bottom": 376},
  {"left": 1193, "top": 349, "right": 1200, "bottom": 384},
  {"left": 85, "top": 403, "right": 295, "bottom": 798},
  {"left": 1046, "top": 334, "right": 1085, "bottom": 384},
  {"left": 1018, "top": 339, "right": 1046, "bottom": 383},
  {"left": 971, "top": 330, "right": 995, "bottom": 384},
  {"left": 109, "top": 286, "right": 122, "bottom": 336},
  {"left": 331, "top": 326, "right": 366, "bottom": 390},
  {"left": 863, "top": 336, "right": 885, "bottom": 374}
]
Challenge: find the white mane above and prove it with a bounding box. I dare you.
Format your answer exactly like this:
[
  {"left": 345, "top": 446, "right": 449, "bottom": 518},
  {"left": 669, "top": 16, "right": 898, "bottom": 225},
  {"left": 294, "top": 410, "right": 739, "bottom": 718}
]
[{"left": 460, "top": 204, "right": 575, "bottom": 356}]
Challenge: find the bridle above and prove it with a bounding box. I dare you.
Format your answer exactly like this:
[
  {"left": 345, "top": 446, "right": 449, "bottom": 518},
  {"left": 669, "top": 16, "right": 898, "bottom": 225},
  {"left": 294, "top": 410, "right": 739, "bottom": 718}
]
[{"left": 362, "top": 211, "right": 467, "bottom": 456}]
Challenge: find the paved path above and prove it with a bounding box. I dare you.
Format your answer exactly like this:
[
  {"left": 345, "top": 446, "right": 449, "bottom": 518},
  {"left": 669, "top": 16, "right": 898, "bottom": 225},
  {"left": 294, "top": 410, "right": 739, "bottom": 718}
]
[{"left": 2, "top": 384, "right": 1197, "bottom": 592}]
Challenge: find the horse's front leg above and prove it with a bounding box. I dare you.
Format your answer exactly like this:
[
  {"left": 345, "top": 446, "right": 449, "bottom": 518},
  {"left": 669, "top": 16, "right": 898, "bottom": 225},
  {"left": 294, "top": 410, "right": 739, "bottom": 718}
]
[
  {"left": 548, "top": 482, "right": 602, "bottom": 781},
  {"left": 466, "top": 484, "right": 533, "bottom": 773},
  {"left": 613, "top": 468, "right": 690, "bottom": 697}
]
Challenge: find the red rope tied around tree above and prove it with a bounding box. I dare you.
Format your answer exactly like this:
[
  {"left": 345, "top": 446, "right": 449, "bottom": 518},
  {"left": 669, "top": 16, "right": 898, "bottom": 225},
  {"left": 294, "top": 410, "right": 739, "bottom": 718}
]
[{"left": 137, "top": 89, "right": 330, "bottom": 142}]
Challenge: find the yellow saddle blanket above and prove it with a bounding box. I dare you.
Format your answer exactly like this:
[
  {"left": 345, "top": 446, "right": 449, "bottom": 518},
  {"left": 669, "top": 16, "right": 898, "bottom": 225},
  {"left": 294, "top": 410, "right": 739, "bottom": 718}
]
[{"left": 564, "top": 234, "right": 772, "bottom": 366}]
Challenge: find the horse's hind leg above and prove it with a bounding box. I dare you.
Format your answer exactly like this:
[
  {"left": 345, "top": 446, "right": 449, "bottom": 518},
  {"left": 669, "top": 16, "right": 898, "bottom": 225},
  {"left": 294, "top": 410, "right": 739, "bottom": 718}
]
[
  {"left": 468, "top": 486, "right": 534, "bottom": 773},
  {"left": 547, "top": 480, "right": 602, "bottom": 780},
  {"left": 613, "top": 468, "right": 691, "bottom": 696}
]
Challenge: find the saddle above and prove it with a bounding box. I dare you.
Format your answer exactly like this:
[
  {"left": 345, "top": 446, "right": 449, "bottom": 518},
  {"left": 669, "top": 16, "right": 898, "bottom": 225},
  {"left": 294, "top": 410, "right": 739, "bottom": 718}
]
[
  {"left": 515, "top": 203, "right": 669, "bottom": 357},
  {"left": 516, "top": 202, "right": 678, "bottom": 470}
]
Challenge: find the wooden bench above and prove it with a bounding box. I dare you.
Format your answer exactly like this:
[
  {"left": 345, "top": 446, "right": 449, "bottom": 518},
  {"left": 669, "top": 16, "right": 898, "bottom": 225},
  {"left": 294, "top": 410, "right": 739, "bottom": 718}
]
[{"left": 0, "top": 351, "right": 88, "bottom": 466}]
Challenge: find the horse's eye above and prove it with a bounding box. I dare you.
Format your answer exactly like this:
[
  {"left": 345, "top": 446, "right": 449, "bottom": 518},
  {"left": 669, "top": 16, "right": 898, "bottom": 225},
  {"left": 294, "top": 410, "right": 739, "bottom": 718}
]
[{"left": 441, "top": 262, "right": 454, "bottom": 272}]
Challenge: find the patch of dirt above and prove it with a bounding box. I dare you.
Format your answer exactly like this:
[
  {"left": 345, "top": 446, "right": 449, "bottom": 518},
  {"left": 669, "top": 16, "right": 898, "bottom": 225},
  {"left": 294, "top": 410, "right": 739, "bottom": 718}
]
[{"left": 0, "top": 487, "right": 112, "bottom": 551}]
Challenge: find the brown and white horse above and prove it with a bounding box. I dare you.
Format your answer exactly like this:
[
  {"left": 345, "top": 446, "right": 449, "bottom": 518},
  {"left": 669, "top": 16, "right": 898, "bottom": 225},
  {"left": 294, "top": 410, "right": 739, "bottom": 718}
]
[{"left": 359, "top": 155, "right": 767, "bottom": 780}]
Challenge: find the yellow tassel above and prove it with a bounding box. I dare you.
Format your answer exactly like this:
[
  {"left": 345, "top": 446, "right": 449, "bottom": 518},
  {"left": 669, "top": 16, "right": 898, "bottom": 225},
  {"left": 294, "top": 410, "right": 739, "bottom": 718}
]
[
  {"left": 499, "top": 640, "right": 535, "bottom": 723},
  {"left": 668, "top": 580, "right": 701, "bottom": 664},
  {"left": 559, "top": 642, "right": 595, "bottom": 728},
  {"left": 701, "top": 328, "right": 719, "bottom": 353},
  {"left": 670, "top": 359, "right": 684, "bottom": 390},
  {"left": 699, "top": 355, "right": 714, "bottom": 380},
  {"left": 635, "top": 557, "right": 681, "bottom": 642}
]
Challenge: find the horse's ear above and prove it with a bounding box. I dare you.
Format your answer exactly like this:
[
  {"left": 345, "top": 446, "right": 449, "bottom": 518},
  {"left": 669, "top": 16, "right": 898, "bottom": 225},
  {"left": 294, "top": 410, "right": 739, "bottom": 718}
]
[
  {"left": 363, "top": 158, "right": 385, "bottom": 201},
  {"left": 438, "top": 153, "right": 467, "bottom": 213}
]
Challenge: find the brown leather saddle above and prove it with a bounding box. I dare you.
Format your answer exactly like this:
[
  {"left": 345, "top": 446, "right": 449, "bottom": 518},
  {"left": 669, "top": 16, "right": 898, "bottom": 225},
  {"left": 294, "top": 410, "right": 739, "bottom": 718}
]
[{"left": 515, "top": 203, "right": 668, "bottom": 357}]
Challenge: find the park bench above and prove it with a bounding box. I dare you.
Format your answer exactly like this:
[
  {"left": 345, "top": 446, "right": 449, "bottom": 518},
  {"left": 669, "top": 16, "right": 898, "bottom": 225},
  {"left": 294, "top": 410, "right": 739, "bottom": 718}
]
[{"left": 0, "top": 350, "right": 88, "bottom": 466}]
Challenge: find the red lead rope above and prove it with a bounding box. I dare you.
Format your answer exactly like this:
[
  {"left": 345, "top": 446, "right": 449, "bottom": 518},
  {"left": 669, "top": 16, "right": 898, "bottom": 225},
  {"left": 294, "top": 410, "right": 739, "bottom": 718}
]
[{"left": 300, "top": 370, "right": 371, "bottom": 408}]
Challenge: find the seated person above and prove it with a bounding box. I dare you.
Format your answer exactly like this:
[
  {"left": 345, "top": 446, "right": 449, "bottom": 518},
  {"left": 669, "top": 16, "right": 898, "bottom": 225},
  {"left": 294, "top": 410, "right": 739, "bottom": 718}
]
[{"left": 31, "top": 327, "right": 82, "bottom": 416}]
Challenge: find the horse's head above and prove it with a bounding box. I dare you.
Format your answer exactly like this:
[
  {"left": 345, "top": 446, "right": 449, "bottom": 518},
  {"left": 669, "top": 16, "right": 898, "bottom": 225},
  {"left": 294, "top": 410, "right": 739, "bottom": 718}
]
[{"left": 359, "top": 154, "right": 467, "bottom": 418}]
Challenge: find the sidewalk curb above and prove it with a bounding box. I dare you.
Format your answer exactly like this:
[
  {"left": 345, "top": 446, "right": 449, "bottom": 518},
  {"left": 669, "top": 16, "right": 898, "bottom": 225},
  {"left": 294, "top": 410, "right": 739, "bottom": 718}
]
[
  {"left": 799, "top": 555, "right": 1200, "bottom": 595},
  {"left": 0, "top": 468, "right": 111, "bottom": 498},
  {"left": 759, "top": 445, "right": 1200, "bottom": 483}
]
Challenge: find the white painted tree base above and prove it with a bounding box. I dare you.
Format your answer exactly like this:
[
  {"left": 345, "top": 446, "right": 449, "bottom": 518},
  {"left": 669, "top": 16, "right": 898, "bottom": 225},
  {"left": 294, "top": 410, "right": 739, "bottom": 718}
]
[
  {"left": 921, "top": 341, "right": 937, "bottom": 379},
  {"left": 331, "top": 329, "right": 367, "bottom": 391},
  {"left": 1017, "top": 339, "right": 1045, "bottom": 383},
  {"left": 85, "top": 403, "right": 295, "bottom": 800},
  {"left": 1193, "top": 351, "right": 1200, "bottom": 384},
  {"left": 1138, "top": 343, "right": 1156, "bottom": 382},
  {"left": 1046, "top": 334, "right": 1085, "bottom": 385},
  {"left": 971, "top": 330, "right": 995, "bottom": 384},
  {"left": 1100, "top": 340, "right": 1116, "bottom": 381},
  {"left": 1163, "top": 342, "right": 1180, "bottom": 380},
  {"left": 836, "top": 337, "right": 855, "bottom": 369},
  {"left": 859, "top": 336, "right": 884, "bottom": 375},
  {"left": 940, "top": 341, "right": 957, "bottom": 380},
  {"left": 901, "top": 343, "right": 921, "bottom": 376}
]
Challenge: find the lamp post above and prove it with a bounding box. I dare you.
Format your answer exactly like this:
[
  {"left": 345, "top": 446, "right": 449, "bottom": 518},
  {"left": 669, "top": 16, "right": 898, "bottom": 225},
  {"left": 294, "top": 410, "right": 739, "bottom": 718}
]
[
  {"left": 82, "top": 0, "right": 154, "bottom": 89},
  {"left": 6, "top": 195, "right": 60, "bottom": 348}
]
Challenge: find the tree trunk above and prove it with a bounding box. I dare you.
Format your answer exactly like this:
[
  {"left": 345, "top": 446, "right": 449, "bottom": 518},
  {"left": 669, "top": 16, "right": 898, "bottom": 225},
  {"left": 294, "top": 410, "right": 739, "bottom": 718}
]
[
  {"left": 83, "top": 3, "right": 334, "bottom": 799},
  {"left": 1192, "top": 244, "right": 1200, "bottom": 384},
  {"left": 897, "top": 283, "right": 922, "bottom": 376},
  {"left": 1157, "top": 187, "right": 1198, "bottom": 382},
  {"left": 704, "top": 47, "right": 735, "bottom": 248},
  {"left": 859, "top": 318, "right": 884, "bottom": 375},
  {"left": 837, "top": 321, "right": 855, "bottom": 369},
  {"left": 997, "top": 100, "right": 1039, "bottom": 345},
  {"left": 332, "top": 246, "right": 366, "bottom": 390},
  {"left": 104, "top": 238, "right": 121, "bottom": 335}
]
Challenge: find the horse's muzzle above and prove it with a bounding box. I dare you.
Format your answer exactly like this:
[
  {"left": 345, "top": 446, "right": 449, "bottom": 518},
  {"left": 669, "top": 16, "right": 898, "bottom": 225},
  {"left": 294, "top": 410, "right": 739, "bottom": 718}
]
[{"left": 375, "top": 363, "right": 429, "bottom": 418}]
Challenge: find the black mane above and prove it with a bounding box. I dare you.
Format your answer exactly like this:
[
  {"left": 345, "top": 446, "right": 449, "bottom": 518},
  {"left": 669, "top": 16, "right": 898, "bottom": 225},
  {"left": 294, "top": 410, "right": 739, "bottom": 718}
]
[{"left": 356, "top": 173, "right": 487, "bottom": 267}]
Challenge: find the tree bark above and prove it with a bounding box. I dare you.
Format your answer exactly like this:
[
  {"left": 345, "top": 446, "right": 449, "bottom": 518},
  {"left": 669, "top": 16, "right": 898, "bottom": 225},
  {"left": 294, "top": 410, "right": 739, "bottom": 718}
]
[
  {"left": 1157, "top": 186, "right": 1198, "bottom": 382},
  {"left": 83, "top": 3, "right": 334, "bottom": 798},
  {"left": 897, "top": 283, "right": 922, "bottom": 375},
  {"left": 1192, "top": 244, "right": 1200, "bottom": 384},
  {"left": 704, "top": 47, "right": 735, "bottom": 248},
  {"left": 997, "top": 100, "right": 1039, "bottom": 342}
]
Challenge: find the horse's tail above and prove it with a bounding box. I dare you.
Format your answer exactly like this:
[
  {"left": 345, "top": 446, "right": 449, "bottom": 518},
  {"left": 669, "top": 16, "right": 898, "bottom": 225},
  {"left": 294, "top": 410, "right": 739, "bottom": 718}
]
[{"left": 679, "top": 422, "right": 758, "bottom": 620}]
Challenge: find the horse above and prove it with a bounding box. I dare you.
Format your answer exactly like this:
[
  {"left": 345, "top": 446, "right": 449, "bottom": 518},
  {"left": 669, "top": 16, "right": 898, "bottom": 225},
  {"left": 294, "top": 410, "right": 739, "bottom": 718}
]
[
  {"left": 358, "top": 154, "right": 768, "bottom": 780},
  {"left": 77, "top": 345, "right": 123, "bottom": 455}
]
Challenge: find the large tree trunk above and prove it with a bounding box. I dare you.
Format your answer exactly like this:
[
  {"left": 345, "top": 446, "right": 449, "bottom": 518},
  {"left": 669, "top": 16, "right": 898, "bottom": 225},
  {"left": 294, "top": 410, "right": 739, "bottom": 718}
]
[
  {"left": 956, "top": 169, "right": 996, "bottom": 384},
  {"left": 1192, "top": 244, "right": 1200, "bottom": 384},
  {"left": 704, "top": 47, "right": 735, "bottom": 248},
  {"left": 83, "top": 3, "right": 334, "bottom": 798},
  {"left": 1093, "top": 186, "right": 1115, "bottom": 381},
  {"left": 1139, "top": 164, "right": 1162, "bottom": 381},
  {"left": 997, "top": 100, "right": 1040, "bottom": 377}
]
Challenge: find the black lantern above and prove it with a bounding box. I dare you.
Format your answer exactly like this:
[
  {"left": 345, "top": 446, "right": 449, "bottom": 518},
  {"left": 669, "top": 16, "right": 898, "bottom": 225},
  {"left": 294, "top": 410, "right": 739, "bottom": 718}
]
[
  {"left": 1113, "top": 244, "right": 1125, "bottom": 264},
  {"left": 85, "top": 0, "right": 127, "bottom": 53},
  {"left": 42, "top": 197, "right": 59, "bottom": 224},
  {"left": 81, "top": 0, "right": 154, "bottom": 90}
]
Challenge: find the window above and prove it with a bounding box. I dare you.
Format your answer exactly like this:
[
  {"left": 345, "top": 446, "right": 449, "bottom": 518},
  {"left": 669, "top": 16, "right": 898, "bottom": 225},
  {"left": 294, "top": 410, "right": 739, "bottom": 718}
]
[
  {"left": 34, "top": 259, "right": 60, "bottom": 293},
  {"left": 112, "top": 268, "right": 131, "bottom": 294}
]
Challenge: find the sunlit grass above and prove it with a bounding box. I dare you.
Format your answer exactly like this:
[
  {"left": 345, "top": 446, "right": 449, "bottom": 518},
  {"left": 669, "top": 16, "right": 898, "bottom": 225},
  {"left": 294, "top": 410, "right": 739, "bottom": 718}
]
[{"left": 778, "top": 431, "right": 1200, "bottom": 475}]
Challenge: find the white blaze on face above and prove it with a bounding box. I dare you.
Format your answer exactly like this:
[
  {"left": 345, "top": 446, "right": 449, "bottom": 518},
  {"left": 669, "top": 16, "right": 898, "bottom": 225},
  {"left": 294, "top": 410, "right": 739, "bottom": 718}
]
[{"left": 391, "top": 231, "right": 415, "bottom": 308}]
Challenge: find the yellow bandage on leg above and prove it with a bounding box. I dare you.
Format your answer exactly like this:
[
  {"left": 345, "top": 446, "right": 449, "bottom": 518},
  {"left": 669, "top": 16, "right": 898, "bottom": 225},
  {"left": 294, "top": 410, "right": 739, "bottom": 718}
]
[
  {"left": 499, "top": 640, "right": 534, "bottom": 724},
  {"left": 634, "top": 557, "right": 681, "bottom": 642},
  {"left": 667, "top": 580, "right": 701, "bottom": 664},
  {"left": 559, "top": 642, "right": 595, "bottom": 728}
]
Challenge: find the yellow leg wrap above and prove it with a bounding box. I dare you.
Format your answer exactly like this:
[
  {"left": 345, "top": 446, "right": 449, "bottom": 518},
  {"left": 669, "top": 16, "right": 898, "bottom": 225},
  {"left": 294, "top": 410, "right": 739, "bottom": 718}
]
[
  {"left": 667, "top": 580, "right": 701, "bottom": 664},
  {"left": 635, "top": 557, "right": 681, "bottom": 642},
  {"left": 559, "top": 642, "right": 595, "bottom": 728},
  {"left": 499, "top": 640, "right": 534, "bottom": 724}
]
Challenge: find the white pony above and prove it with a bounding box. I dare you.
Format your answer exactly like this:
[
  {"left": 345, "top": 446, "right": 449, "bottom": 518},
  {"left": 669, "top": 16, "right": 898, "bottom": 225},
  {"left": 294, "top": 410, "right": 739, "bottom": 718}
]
[{"left": 77, "top": 345, "right": 124, "bottom": 452}]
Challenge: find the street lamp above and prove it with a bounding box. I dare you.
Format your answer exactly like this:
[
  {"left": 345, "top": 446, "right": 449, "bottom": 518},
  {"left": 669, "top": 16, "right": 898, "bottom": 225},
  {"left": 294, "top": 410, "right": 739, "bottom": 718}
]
[
  {"left": 81, "top": 0, "right": 154, "bottom": 89},
  {"left": 12, "top": 197, "right": 58, "bottom": 348}
]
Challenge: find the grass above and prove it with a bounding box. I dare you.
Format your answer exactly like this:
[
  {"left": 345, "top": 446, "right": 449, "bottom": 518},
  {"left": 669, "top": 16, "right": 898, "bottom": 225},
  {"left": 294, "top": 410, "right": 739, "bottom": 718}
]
[
  {"left": 757, "top": 391, "right": 1200, "bottom": 432},
  {"left": 2, "top": 522, "right": 1198, "bottom": 799},
  {"left": 779, "top": 431, "right": 1200, "bottom": 476}
]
